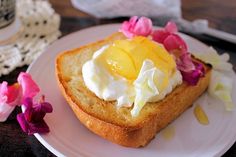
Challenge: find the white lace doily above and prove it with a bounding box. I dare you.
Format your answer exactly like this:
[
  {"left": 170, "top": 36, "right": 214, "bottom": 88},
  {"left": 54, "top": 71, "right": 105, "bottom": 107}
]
[{"left": 0, "top": 0, "right": 61, "bottom": 76}]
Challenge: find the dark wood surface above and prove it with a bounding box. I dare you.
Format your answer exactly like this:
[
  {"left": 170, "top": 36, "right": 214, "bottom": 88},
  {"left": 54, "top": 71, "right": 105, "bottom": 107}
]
[{"left": 0, "top": 0, "right": 236, "bottom": 156}]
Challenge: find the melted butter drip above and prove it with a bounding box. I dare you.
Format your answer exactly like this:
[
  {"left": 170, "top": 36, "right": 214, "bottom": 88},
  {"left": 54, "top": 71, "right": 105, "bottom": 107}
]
[
  {"left": 161, "top": 125, "right": 175, "bottom": 140},
  {"left": 194, "top": 104, "right": 209, "bottom": 125}
]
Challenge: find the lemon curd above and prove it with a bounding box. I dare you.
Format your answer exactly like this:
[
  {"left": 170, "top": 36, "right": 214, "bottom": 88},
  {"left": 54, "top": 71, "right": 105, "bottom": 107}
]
[{"left": 96, "top": 36, "right": 176, "bottom": 90}]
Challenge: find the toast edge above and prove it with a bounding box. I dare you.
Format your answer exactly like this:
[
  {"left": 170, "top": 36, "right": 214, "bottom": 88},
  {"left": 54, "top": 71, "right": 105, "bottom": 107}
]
[{"left": 56, "top": 65, "right": 211, "bottom": 147}]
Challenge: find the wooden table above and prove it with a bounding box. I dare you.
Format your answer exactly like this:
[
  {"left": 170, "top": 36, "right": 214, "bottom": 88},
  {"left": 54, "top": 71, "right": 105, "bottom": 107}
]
[{"left": 0, "top": 0, "right": 235, "bottom": 156}]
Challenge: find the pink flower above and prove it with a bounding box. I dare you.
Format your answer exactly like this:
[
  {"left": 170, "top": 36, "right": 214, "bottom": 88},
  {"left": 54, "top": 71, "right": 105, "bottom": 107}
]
[
  {"left": 119, "top": 16, "right": 153, "bottom": 38},
  {"left": 17, "top": 96, "right": 53, "bottom": 135},
  {"left": 0, "top": 72, "right": 40, "bottom": 122},
  {"left": 152, "top": 21, "right": 187, "bottom": 53},
  {"left": 152, "top": 21, "right": 205, "bottom": 85}
]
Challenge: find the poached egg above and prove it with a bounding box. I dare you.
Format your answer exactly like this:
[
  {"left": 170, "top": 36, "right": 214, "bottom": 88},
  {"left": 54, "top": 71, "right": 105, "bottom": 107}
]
[{"left": 82, "top": 36, "right": 182, "bottom": 117}]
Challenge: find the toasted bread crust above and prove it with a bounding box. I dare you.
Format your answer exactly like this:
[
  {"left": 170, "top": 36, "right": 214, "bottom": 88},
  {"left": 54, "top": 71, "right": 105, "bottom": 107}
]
[{"left": 56, "top": 32, "right": 211, "bottom": 147}]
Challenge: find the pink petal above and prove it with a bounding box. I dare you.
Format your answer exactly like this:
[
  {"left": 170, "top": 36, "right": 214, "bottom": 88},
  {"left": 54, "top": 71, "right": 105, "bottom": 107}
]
[
  {"left": 129, "top": 16, "right": 138, "bottom": 27},
  {"left": 17, "top": 113, "right": 29, "bottom": 132},
  {"left": 133, "top": 16, "right": 153, "bottom": 36},
  {"left": 152, "top": 30, "right": 170, "bottom": 43},
  {"left": 152, "top": 21, "right": 187, "bottom": 52},
  {"left": 0, "top": 102, "right": 15, "bottom": 122},
  {"left": 0, "top": 81, "right": 21, "bottom": 106},
  {"left": 23, "top": 97, "right": 33, "bottom": 109},
  {"left": 163, "top": 34, "right": 187, "bottom": 52},
  {"left": 120, "top": 21, "right": 135, "bottom": 38},
  {"left": 0, "top": 82, "right": 8, "bottom": 104},
  {"left": 119, "top": 16, "right": 153, "bottom": 38},
  {"left": 181, "top": 62, "right": 205, "bottom": 85},
  {"left": 27, "top": 120, "right": 50, "bottom": 135},
  {"left": 30, "top": 106, "right": 47, "bottom": 123},
  {"left": 23, "top": 98, "right": 33, "bottom": 122},
  {"left": 29, "top": 102, "right": 52, "bottom": 123},
  {"left": 119, "top": 16, "right": 138, "bottom": 38},
  {"left": 121, "top": 21, "right": 130, "bottom": 31},
  {"left": 17, "top": 113, "right": 50, "bottom": 135},
  {"left": 7, "top": 84, "right": 20, "bottom": 104},
  {"left": 23, "top": 96, "right": 52, "bottom": 123},
  {"left": 17, "top": 72, "right": 40, "bottom": 102},
  {"left": 17, "top": 96, "right": 51, "bottom": 135},
  {"left": 165, "top": 21, "right": 178, "bottom": 33},
  {"left": 39, "top": 102, "right": 53, "bottom": 113},
  {"left": 176, "top": 53, "right": 195, "bottom": 72}
]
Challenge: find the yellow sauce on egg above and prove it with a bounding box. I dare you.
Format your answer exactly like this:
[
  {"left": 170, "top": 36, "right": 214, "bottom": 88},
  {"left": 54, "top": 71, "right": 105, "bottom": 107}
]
[{"left": 96, "top": 36, "right": 176, "bottom": 90}]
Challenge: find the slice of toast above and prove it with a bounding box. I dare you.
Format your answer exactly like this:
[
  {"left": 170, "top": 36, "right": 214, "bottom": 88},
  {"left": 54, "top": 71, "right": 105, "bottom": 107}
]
[{"left": 55, "top": 32, "right": 211, "bottom": 147}]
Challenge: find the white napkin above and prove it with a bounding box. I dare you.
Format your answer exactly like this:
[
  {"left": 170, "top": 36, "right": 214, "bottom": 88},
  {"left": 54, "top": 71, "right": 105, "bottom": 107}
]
[
  {"left": 71, "top": 0, "right": 236, "bottom": 44},
  {"left": 71, "top": 0, "right": 181, "bottom": 19}
]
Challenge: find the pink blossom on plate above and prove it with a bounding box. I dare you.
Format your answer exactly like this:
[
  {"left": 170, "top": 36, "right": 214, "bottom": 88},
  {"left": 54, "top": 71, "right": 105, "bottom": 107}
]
[
  {"left": 119, "top": 16, "right": 153, "bottom": 38},
  {"left": 0, "top": 72, "right": 40, "bottom": 122},
  {"left": 1, "top": 72, "right": 53, "bottom": 134}
]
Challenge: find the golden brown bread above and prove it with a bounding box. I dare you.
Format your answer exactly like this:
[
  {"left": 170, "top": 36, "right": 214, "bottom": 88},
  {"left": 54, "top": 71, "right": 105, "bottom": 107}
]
[{"left": 55, "top": 32, "right": 212, "bottom": 147}]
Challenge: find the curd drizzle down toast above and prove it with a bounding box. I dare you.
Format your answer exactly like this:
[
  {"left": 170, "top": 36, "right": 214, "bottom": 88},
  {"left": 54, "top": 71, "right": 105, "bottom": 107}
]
[{"left": 55, "top": 32, "right": 211, "bottom": 147}]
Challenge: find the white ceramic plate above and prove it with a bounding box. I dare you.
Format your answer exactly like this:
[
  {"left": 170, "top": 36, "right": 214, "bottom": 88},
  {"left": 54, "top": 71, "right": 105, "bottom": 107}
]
[{"left": 27, "top": 24, "right": 236, "bottom": 157}]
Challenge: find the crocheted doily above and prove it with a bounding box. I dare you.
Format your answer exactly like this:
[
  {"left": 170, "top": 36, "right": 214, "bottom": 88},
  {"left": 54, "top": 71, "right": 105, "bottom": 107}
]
[{"left": 0, "top": 0, "right": 61, "bottom": 76}]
